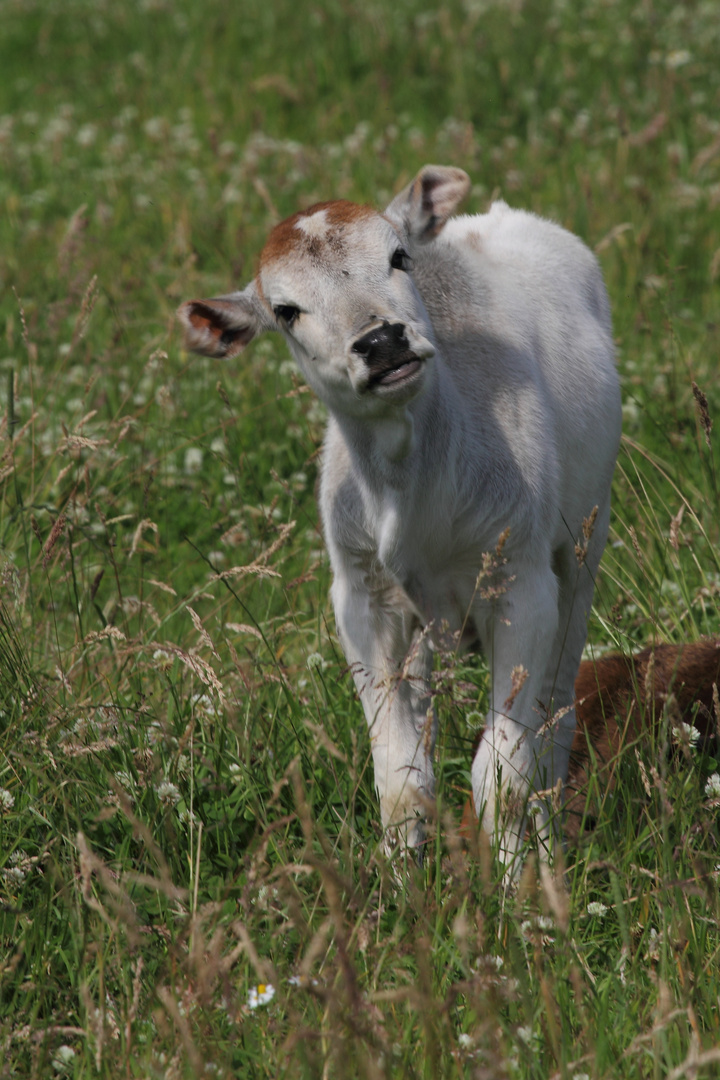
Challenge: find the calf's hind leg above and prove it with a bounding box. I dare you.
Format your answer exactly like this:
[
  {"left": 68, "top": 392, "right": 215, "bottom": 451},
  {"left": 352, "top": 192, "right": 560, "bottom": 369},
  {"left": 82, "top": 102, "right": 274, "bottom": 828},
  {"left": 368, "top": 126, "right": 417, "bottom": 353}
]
[{"left": 470, "top": 561, "right": 561, "bottom": 868}]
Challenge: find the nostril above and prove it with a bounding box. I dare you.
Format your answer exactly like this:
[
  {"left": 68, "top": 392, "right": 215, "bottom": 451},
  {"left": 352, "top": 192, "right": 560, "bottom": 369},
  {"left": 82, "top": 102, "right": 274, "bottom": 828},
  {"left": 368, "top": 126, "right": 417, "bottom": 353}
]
[
  {"left": 352, "top": 333, "right": 373, "bottom": 358},
  {"left": 352, "top": 322, "right": 409, "bottom": 361},
  {"left": 390, "top": 322, "right": 408, "bottom": 347}
]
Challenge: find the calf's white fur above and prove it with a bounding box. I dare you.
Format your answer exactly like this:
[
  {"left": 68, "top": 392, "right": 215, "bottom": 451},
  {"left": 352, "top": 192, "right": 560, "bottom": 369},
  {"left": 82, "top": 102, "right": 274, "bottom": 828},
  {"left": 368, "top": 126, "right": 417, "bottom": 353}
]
[{"left": 178, "top": 166, "right": 622, "bottom": 867}]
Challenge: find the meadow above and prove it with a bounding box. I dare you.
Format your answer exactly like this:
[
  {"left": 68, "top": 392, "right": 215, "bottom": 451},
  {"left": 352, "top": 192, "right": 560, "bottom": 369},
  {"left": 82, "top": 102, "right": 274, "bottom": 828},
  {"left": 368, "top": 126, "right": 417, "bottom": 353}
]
[{"left": 1, "top": 0, "right": 720, "bottom": 1075}]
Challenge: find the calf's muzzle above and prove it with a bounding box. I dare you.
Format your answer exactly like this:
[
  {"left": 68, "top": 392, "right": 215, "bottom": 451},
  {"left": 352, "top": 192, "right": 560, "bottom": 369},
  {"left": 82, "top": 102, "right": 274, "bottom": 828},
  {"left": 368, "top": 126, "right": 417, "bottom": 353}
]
[
  {"left": 352, "top": 321, "right": 409, "bottom": 365},
  {"left": 352, "top": 321, "right": 422, "bottom": 388}
]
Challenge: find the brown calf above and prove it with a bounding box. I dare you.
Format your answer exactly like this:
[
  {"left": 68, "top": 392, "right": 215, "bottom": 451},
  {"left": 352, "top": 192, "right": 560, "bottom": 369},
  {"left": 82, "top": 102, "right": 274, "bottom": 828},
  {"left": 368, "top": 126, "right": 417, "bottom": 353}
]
[{"left": 462, "top": 639, "right": 720, "bottom": 842}]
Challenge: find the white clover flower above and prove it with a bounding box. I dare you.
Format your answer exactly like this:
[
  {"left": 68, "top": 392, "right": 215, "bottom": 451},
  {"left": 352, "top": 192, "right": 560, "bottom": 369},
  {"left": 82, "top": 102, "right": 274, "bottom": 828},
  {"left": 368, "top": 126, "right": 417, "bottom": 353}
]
[
  {"left": 705, "top": 773, "right": 720, "bottom": 798},
  {"left": 143, "top": 116, "right": 166, "bottom": 140},
  {"left": 222, "top": 185, "right": 242, "bottom": 205},
  {"left": 43, "top": 117, "right": 71, "bottom": 142},
  {"left": 184, "top": 447, "right": 204, "bottom": 474},
  {"left": 52, "top": 1045, "right": 76, "bottom": 1073},
  {"left": 192, "top": 693, "right": 214, "bottom": 714},
  {"left": 521, "top": 914, "right": 554, "bottom": 939},
  {"left": 306, "top": 652, "right": 327, "bottom": 671},
  {"left": 673, "top": 722, "right": 700, "bottom": 749},
  {"left": 666, "top": 49, "right": 692, "bottom": 69},
  {"left": 458, "top": 1033, "right": 473, "bottom": 1049},
  {"left": 247, "top": 983, "right": 275, "bottom": 1009},
  {"left": 2, "top": 866, "right": 26, "bottom": 884},
  {"left": 115, "top": 771, "right": 134, "bottom": 793},
  {"left": 0, "top": 788, "right": 15, "bottom": 811},
  {"left": 155, "top": 781, "right": 180, "bottom": 805},
  {"left": 587, "top": 901, "right": 609, "bottom": 918},
  {"left": 76, "top": 123, "right": 97, "bottom": 147},
  {"left": 147, "top": 721, "right": 165, "bottom": 746},
  {"left": 107, "top": 132, "right": 127, "bottom": 157},
  {"left": 152, "top": 649, "right": 173, "bottom": 671},
  {"left": 516, "top": 1025, "right": 534, "bottom": 1045},
  {"left": 622, "top": 399, "right": 640, "bottom": 428}
]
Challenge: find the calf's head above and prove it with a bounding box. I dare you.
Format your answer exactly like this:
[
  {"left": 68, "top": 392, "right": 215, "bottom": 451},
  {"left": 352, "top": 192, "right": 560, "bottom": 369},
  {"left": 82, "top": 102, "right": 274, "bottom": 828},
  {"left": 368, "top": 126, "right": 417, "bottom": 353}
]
[{"left": 177, "top": 166, "right": 470, "bottom": 418}]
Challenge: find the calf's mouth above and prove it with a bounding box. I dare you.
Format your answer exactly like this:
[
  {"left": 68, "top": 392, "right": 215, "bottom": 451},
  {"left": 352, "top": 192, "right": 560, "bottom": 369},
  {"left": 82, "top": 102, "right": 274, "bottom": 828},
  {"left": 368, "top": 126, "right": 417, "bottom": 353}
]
[
  {"left": 366, "top": 355, "right": 423, "bottom": 388},
  {"left": 352, "top": 321, "right": 426, "bottom": 391}
]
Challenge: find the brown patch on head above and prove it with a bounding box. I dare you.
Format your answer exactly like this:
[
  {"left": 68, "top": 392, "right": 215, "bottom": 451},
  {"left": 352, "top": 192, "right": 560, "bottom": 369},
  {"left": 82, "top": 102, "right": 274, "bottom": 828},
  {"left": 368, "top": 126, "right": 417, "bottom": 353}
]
[{"left": 259, "top": 200, "right": 377, "bottom": 270}]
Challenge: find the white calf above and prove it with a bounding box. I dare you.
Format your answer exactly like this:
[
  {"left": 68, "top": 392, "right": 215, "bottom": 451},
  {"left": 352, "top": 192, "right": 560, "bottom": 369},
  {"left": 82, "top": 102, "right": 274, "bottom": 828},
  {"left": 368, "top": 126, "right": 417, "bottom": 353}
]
[{"left": 178, "top": 166, "right": 622, "bottom": 868}]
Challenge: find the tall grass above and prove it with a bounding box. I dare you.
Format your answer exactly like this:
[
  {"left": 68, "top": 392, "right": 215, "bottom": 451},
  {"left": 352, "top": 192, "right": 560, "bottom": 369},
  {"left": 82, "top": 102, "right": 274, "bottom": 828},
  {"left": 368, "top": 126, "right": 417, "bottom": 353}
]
[{"left": 1, "top": 0, "right": 719, "bottom": 1075}]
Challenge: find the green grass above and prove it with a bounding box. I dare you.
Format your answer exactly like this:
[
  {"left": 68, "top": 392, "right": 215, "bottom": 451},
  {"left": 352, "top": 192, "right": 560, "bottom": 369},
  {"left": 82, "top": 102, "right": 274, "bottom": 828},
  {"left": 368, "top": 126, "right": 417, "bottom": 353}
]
[{"left": 1, "top": 0, "right": 720, "bottom": 1075}]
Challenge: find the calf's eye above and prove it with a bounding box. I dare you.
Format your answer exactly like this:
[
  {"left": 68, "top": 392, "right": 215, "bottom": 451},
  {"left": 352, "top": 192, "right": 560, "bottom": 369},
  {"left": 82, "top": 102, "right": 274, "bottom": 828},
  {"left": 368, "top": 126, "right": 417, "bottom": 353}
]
[
  {"left": 390, "top": 248, "right": 412, "bottom": 272},
  {"left": 274, "top": 305, "right": 300, "bottom": 327}
]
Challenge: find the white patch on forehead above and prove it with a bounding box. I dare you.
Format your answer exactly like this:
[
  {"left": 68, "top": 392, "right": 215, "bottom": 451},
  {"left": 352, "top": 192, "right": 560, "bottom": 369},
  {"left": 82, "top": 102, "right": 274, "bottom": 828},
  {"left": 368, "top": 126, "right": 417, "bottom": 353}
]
[{"left": 295, "top": 209, "right": 330, "bottom": 239}]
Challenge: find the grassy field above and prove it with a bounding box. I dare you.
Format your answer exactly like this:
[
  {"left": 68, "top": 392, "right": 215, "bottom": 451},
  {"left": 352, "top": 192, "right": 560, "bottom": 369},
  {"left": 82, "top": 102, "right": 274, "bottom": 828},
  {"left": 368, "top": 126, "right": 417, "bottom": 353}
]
[{"left": 1, "top": 0, "right": 720, "bottom": 1076}]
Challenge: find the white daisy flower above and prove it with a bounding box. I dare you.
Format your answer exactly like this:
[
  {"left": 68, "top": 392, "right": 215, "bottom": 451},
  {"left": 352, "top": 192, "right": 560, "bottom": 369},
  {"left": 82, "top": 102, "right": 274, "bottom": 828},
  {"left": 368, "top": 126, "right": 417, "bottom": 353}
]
[{"left": 247, "top": 983, "right": 275, "bottom": 1009}]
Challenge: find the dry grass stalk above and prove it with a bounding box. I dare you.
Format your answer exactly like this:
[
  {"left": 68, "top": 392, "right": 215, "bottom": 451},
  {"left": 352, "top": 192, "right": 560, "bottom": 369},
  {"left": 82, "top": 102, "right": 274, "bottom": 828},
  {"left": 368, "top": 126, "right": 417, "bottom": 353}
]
[
  {"left": 692, "top": 381, "right": 712, "bottom": 447},
  {"left": 129, "top": 518, "right": 158, "bottom": 558},
  {"left": 670, "top": 504, "right": 685, "bottom": 551},
  {"left": 575, "top": 504, "right": 598, "bottom": 566},
  {"left": 76, "top": 832, "right": 141, "bottom": 945},
  {"left": 71, "top": 274, "right": 99, "bottom": 348},
  {"left": 503, "top": 664, "right": 528, "bottom": 712},
  {"left": 155, "top": 986, "right": 203, "bottom": 1076},
  {"left": 58, "top": 203, "right": 89, "bottom": 278},
  {"left": 152, "top": 642, "right": 226, "bottom": 702},
  {"left": 187, "top": 605, "right": 221, "bottom": 660},
  {"left": 42, "top": 513, "right": 66, "bottom": 568}
]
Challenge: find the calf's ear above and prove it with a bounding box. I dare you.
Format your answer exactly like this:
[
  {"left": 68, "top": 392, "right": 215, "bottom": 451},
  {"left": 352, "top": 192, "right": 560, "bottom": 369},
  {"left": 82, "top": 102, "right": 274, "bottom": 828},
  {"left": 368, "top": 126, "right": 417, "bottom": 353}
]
[
  {"left": 176, "top": 283, "right": 274, "bottom": 359},
  {"left": 385, "top": 165, "right": 471, "bottom": 243}
]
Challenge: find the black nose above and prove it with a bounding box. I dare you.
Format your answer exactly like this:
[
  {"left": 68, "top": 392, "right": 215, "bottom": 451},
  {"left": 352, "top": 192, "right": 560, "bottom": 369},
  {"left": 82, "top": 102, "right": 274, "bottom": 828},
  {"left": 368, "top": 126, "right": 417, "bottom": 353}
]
[{"left": 352, "top": 321, "right": 409, "bottom": 365}]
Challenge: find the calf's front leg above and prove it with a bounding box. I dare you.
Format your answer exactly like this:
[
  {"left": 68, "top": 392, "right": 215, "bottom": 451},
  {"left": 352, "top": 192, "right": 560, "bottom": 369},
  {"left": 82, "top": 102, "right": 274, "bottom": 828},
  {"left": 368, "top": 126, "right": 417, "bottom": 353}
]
[{"left": 331, "top": 566, "right": 436, "bottom": 851}]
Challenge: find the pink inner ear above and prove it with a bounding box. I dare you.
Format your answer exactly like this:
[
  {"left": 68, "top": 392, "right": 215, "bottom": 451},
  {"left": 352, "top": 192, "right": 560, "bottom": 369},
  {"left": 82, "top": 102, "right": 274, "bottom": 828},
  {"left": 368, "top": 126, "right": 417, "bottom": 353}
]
[
  {"left": 188, "top": 310, "right": 219, "bottom": 335},
  {"left": 186, "top": 302, "right": 246, "bottom": 344},
  {"left": 179, "top": 299, "right": 256, "bottom": 358}
]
